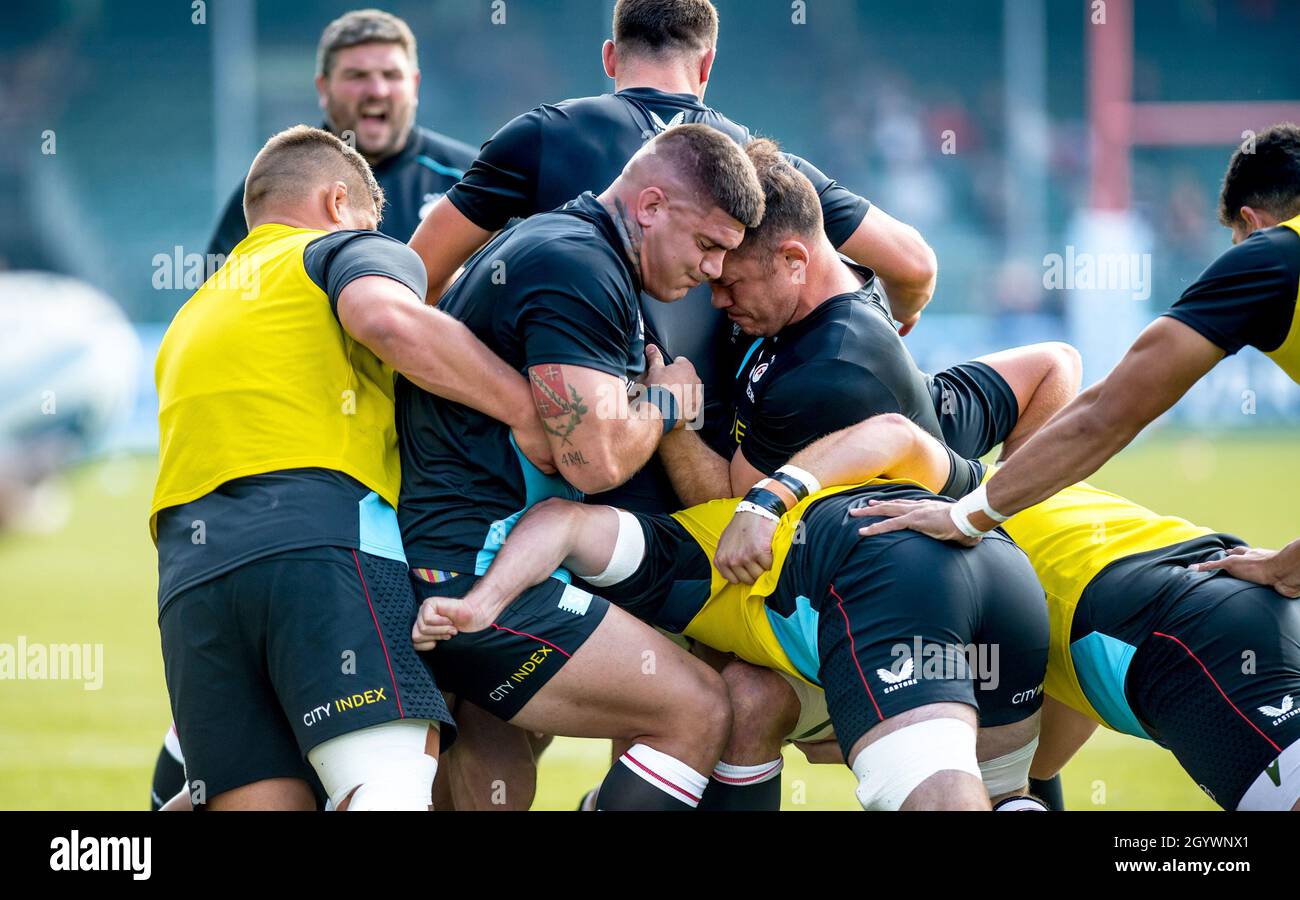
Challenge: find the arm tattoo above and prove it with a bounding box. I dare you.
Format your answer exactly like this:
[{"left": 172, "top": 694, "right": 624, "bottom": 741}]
[
  {"left": 530, "top": 365, "right": 588, "bottom": 447},
  {"left": 607, "top": 196, "right": 644, "bottom": 285}
]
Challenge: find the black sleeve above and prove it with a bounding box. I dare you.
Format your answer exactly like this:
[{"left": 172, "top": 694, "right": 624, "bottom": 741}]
[
  {"left": 205, "top": 182, "right": 250, "bottom": 261},
  {"left": 445, "top": 109, "right": 543, "bottom": 232},
  {"left": 784, "top": 153, "right": 871, "bottom": 249},
  {"left": 741, "top": 359, "right": 902, "bottom": 475},
  {"left": 302, "top": 230, "right": 429, "bottom": 319},
  {"left": 1162, "top": 228, "right": 1300, "bottom": 355},
  {"left": 517, "top": 244, "right": 636, "bottom": 378},
  {"left": 938, "top": 448, "right": 986, "bottom": 500}
]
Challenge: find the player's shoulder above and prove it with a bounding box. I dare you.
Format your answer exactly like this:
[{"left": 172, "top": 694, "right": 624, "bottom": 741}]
[
  {"left": 409, "top": 126, "right": 477, "bottom": 174},
  {"left": 503, "top": 199, "right": 633, "bottom": 284},
  {"left": 1199, "top": 223, "right": 1300, "bottom": 283},
  {"left": 302, "top": 229, "right": 420, "bottom": 282}
]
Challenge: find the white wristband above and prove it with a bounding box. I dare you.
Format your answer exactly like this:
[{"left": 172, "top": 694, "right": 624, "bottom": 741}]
[
  {"left": 775, "top": 465, "right": 822, "bottom": 496},
  {"left": 949, "top": 484, "right": 1003, "bottom": 538},
  {"left": 969, "top": 482, "right": 1009, "bottom": 523},
  {"left": 736, "top": 500, "right": 781, "bottom": 523},
  {"left": 949, "top": 502, "right": 986, "bottom": 539}
]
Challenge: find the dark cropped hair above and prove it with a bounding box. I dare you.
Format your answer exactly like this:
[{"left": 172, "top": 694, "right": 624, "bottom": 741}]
[
  {"left": 1218, "top": 123, "right": 1300, "bottom": 226},
  {"left": 613, "top": 0, "right": 718, "bottom": 57}
]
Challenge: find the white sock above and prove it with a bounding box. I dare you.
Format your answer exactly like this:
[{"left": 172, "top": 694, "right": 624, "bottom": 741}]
[
  {"left": 711, "top": 758, "right": 783, "bottom": 786},
  {"left": 620, "top": 744, "right": 710, "bottom": 808}
]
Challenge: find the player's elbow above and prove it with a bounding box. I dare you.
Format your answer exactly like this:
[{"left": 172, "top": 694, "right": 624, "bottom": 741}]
[
  {"left": 560, "top": 453, "right": 626, "bottom": 495},
  {"left": 343, "top": 297, "right": 410, "bottom": 358},
  {"left": 888, "top": 229, "right": 938, "bottom": 302}
]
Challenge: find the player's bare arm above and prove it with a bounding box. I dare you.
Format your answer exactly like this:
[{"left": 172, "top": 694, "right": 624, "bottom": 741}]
[
  {"left": 407, "top": 196, "right": 495, "bottom": 304},
  {"left": 865, "top": 316, "right": 1227, "bottom": 544},
  {"left": 714, "top": 413, "right": 952, "bottom": 583},
  {"left": 836, "top": 204, "right": 938, "bottom": 334},
  {"left": 336, "top": 274, "right": 554, "bottom": 472},
  {"left": 527, "top": 357, "right": 696, "bottom": 494}
]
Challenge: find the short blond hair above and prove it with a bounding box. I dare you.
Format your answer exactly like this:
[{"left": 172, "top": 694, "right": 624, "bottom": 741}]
[
  {"left": 243, "top": 125, "right": 385, "bottom": 223},
  {"left": 317, "top": 9, "right": 418, "bottom": 77}
]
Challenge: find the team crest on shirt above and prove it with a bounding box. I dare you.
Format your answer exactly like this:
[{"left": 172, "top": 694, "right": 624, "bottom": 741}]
[
  {"left": 418, "top": 192, "right": 444, "bottom": 220},
  {"left": 1259, "top": 694, "right": 1298, "bottom": 726},
  {"left": 877, "top": 656, "right": 917, "bottom": 693},
  {"left": 750, "top": 361, "right": 771, "bottom": 384}
]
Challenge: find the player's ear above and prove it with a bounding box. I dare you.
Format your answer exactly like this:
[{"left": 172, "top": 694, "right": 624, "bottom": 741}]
[
  {"left": 781, "top": 239, "right": 811, "bottom": 284},
  {"left": 1239, "top": 206, "right": 1261, "bottom": 233},
  {"left": 314, "top": 73, "right": 328, "bottom": 110},
  {"left": 602, "top": 40, "right": 618, "bottom": 79},
  {"left": 699, "top": 47, "right": 716, "bottom": 90},
  {"left": 635, "top": 186, "right": 666, "bottom": 228},
  {"left": 410, "top": 68, "right": 421, "bottom": 99},
  {"left": 326, "top": 181, "right": 349, "bottom": 227}
]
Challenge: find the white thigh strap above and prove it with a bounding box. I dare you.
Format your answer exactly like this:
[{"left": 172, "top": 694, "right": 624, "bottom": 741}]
[{"left": 850, "top": 717, "right": 980, "bottom": 811}]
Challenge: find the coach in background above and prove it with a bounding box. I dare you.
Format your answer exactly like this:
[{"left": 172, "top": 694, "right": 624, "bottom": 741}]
[
  {"left": 153, "top": 126, "right": 547, "bottom": 810},
  {"left": 207, "top": 9, "right": 474, "bottom": 257},
  {"left": 867, "top": 123, "right": 1300, "bottom": 599}
]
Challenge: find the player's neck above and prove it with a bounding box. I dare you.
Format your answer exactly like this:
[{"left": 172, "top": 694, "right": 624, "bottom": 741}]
[
  {"left": 614, "top": 64, "right": 703, "bottom": 100},
  {"left": 789, "top": 243, "right": 859, "bottom": 324}
]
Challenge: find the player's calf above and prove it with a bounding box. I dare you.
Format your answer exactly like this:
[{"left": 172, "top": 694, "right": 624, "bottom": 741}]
[{"left": 697, "top": 659, "right": 800, "bottom": 811}]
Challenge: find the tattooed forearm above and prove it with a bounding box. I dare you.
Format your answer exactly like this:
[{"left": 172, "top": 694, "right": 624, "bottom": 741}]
[
  {"left": 607, "top": 196, "right": 644, "bottom": 285},
  {"left": 530, "top": 365, "right": 588, "bottom": 447}
]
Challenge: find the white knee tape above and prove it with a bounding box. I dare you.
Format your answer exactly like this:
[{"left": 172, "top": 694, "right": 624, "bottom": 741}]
[
  {"left": 583, "top": 508, "right": 646, "bottom": 588},
  {"left": 850, "top": 718, "right": 980, "bottom": 811},
  {"left": 307, "top": 719, "right": 438, "bottom": 811},
  {"left": 979, "top": 737, "right": 1039, "bottom": 798}
]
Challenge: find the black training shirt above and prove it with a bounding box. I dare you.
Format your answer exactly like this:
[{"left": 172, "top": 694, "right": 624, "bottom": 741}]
[
  {"left": 395, "top": 192, "right": 647, "bottom": 572},
  {"left": 728, "top": 260, "right": 946, "bottom": 473},
  {"left": 1163, "top": 224, "right": 1300, "bottom": 356}
]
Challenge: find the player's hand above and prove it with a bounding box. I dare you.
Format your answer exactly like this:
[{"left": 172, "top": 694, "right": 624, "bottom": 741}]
[
  {"left": 1189, "top": 546, "right": 1300, "bottom": 599},
  {"left": 714, "top": 509, "right": 778, "bottom": 584},
  {"left": 412, "top": 598, "right": 457, "bottom": 651},
  {"left": 849, "top": 497, "right": 982, "bottom": 547},
  {"left": 643, "top": 344, "right": 703, "bottom": 429},
  {"left": 412, "top": 595, "right": 498, "bottom": 650},
  {"left": 896, "top": 310, "right": 921, "bottom": 337},
  {"left": 512, "top": 415, "right": 556, "bottom": 474},
  {"left": 791, "top": 739, "right": 844, "bottom": 765}
]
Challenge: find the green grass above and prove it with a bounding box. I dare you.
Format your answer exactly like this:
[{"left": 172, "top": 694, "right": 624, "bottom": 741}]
[{"left": 1, "top": 431, "right": 1295, "bottom": 810}]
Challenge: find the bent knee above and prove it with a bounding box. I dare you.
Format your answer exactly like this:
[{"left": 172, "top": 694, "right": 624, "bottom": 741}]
[
  {"left": 722, "top": 660, "right": 799, "bottom": 743},
  {"left": 1044, "top": 341, "right": 1082, "bottom": 389}
]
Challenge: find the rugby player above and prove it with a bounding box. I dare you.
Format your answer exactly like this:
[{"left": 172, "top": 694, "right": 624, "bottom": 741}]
[
  {"left": 397, "top": 124, "right": 766, "bottom": 811},
  {"left": 669, "top": 138, "right": 1081, "bottom": 504},
  {"left": 864, "top": 123, "right": 1300, "bottom": 602},
  {"left": 723, "top": 413, "right": 1300, "bottom": 811},
  {"left": 152, "top": 125, "right": 550, "bottom": 810},
  {"left": 153, "top": 8, "right": 479, "bottom": 807},
  {"left": 408, "top": 0, "right": 937, "bottom": 810},
  {"left": 207, "top": 9, "right": 474, "bottom": 257},
  {"left": 413, "top": 417, "right": 1050, "bottom": 811},
  {"left": 650, "top": 138, "right": 1078, "bottom": 809}
]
